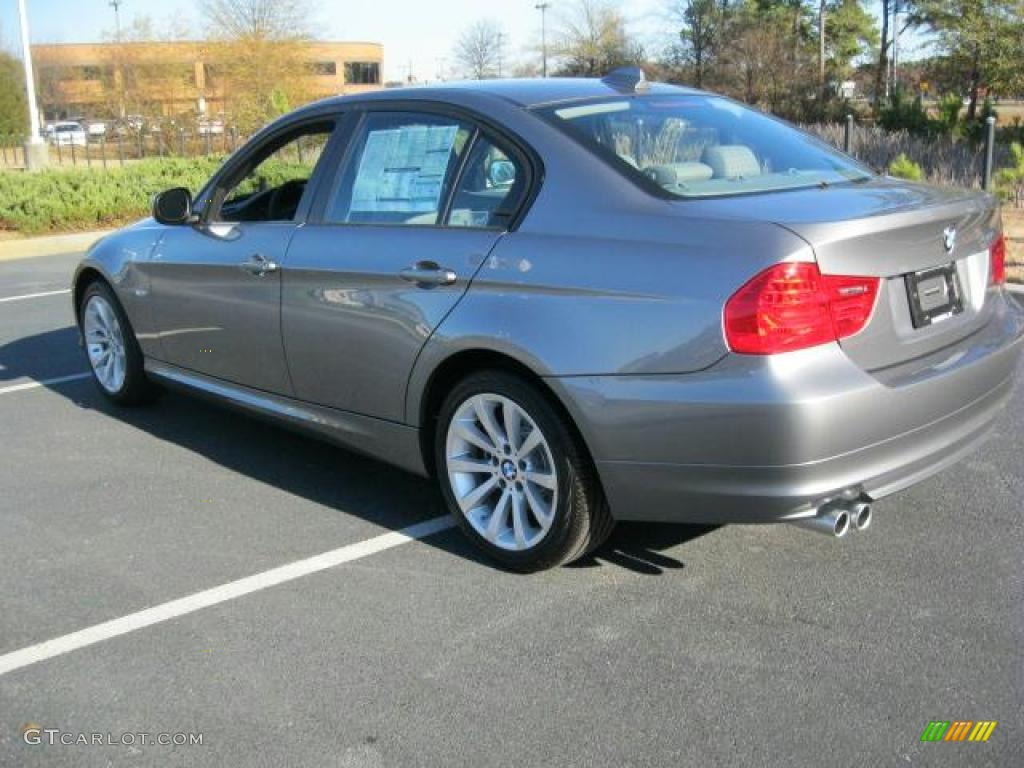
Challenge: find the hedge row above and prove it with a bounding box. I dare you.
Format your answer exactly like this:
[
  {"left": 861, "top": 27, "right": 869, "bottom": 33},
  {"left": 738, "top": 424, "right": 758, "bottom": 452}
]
[{"left": 0, "top": 157, "right": 225, "bottom": 234}]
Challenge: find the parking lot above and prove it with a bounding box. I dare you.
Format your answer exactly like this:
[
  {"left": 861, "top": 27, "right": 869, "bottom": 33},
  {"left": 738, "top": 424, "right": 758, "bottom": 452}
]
[{"left": 0, "top": 250, "right": 1021, "bottom": 767}]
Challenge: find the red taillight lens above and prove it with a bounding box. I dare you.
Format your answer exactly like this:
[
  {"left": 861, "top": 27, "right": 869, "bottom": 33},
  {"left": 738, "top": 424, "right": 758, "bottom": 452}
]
[
  {"left": 724, "top": 262, "right": 879, "bottom": 355},
  {"left": 990, "top": 233, "right": 1006, "bottom": 285}
]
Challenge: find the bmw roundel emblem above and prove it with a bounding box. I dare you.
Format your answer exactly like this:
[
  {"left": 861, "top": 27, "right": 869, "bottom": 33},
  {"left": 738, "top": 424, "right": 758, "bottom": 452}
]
[{"left": 942, "top": 225, "right": 957, "bottom": 254}]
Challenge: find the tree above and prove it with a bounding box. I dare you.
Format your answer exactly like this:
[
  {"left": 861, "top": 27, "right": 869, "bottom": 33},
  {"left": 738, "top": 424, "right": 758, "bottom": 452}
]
[
  {"left": 94, "top": 16, "right": 194, "bottom": 122},
  {"left": 909, "top": 0, "right": 1024, "bottom": 121},
  {"left": 719, "top": 2, "right": 801, "bottom": 109},
  {"left": 199, "top": 0, "right": 316, "bottom": 132},
  {"left": 201, "top": 0, "right": 312, "bottom": 41},
  {"left": 824, "top": 0, "right": 878, "bottom": 82},
  {"left": 0, "top": 50, "right": 28, "bottom": 141},
  {"left": 671, "top": 0, "right": 730, "bottom": 88},
  {"left": 452, "top": 20, "right": 505, "bottom": 79},
  {"left": 874, "top": 1, "right": 888, "bottom": 108},
  {"left": 554, "top": 0, "right": 642, "bottom": 77}
]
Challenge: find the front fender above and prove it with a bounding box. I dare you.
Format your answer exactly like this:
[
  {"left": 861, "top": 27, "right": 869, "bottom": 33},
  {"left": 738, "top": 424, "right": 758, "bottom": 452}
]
[{"left": 72, "top": 219, "right": 166, "bottom": 357}]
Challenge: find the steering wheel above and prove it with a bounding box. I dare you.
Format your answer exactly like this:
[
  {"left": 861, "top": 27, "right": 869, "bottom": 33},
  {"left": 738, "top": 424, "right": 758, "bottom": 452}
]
[{"left": 267, "top": 179, "right": 307, "bottom": 221}]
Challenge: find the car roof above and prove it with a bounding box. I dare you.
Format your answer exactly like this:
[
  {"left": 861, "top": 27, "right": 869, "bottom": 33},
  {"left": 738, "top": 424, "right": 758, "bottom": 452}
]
[{"left": 314, "top": 77, "right": 699, "bottom": 111}]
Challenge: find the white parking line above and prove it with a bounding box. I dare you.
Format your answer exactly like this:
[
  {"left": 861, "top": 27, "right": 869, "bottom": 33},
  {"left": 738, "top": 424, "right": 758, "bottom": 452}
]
[
  {"left": 0, "top": 373, "right": 92, "bottom": 396},
  {"left": 0, "top": 288, "right": 71, "bottom": 304},
  {"left": 0, "top": 515, "right": 454, "bottom": 677}
]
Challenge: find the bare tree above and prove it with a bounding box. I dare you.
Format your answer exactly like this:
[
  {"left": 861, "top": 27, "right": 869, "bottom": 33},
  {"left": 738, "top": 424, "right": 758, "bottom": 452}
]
[
  {"left": 201, "top": 0, "right": 312, "bottom": 42},
  {"left": 89, "top": 16, "right": 196, "bottom": 122},
  {"left": 453, "top": 20, "right": 505, "bottom": 79},
  {"left": 554, "top": 0, "right": 640, "bottom": 77},
  {"left": 198, "top": 0, "right": 316, "bottom": 131}
]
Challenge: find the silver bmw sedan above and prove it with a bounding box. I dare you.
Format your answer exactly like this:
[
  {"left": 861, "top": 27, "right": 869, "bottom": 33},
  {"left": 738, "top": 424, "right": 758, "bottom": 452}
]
[{"left": 73, "top": 70, "right": 1024, "bottom": 571}]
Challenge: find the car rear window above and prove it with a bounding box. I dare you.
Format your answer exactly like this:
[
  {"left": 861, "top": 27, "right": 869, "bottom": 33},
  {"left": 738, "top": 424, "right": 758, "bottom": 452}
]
[{"left": 537, "top": 95, "right": 871, "bottom": 198}]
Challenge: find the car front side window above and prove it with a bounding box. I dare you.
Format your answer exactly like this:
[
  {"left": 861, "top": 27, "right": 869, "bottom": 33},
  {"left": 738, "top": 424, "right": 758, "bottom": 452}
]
[{"left": 217, "top": 122, "right": 334, "bottom": 223}]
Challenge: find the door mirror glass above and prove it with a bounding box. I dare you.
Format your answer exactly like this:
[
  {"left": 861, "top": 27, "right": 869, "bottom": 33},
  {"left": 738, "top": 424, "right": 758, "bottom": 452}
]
[
  {"left": 152, "top": 187, "right": 193, "bottom": 225},
  {"left": 487, "top": 159, "right": 516, "bottom": 187}
]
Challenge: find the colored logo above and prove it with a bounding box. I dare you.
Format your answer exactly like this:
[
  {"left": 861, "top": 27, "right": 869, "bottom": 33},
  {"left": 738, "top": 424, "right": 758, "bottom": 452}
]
[{"left": 920, "top": 720, "right": 997, "bottom": 742}]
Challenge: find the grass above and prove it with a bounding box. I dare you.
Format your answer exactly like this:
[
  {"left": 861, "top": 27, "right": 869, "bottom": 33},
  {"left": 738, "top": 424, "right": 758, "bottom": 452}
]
[{"left": 1003, "top": 208, "right": 1024, "bottom": 284}]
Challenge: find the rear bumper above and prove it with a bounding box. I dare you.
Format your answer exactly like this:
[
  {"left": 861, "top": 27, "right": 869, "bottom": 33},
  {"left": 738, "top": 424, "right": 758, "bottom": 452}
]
[{"left": 549, "top": 294, "right": 1024, "bottom": 524}]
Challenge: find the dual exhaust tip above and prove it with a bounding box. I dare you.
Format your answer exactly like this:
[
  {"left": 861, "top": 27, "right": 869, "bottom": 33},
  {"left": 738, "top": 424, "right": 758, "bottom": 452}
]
[{"left": 795, "top": 500, "right": 871, "bottom": 538}]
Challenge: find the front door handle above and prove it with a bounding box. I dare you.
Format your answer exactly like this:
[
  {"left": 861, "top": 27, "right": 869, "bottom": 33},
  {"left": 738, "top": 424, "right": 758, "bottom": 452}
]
[
  {"left": 399, "top": 261, "right": 458, "bottom": 287},
  {"left": 241, "top": 253, "right": 279, "bottom": 277}
]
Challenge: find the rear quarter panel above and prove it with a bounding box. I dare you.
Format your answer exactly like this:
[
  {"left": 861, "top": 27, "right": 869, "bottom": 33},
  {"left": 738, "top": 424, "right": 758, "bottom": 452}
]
[{"left": 405, "top": 214, "right": 812, "bottom": 424}]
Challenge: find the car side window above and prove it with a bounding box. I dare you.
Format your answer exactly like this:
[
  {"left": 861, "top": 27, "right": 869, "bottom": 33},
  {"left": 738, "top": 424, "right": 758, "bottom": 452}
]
[
  {"left": 446, "top": 136, "right": 526, "bottom": 229},
  {"left": 326, "top": 112, "right": 473, "bottom": 226},
  {"left": 218, "top": 122, "right": 334, "bottom": 223}
]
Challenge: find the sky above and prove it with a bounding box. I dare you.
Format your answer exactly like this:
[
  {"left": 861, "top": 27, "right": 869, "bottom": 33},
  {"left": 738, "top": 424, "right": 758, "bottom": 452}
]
[
  {"left": 1, "top": 1, "right": 927, "bottom": 84},
  {"left": 0, "top": 0, "right": 669, "bottom": 83}
]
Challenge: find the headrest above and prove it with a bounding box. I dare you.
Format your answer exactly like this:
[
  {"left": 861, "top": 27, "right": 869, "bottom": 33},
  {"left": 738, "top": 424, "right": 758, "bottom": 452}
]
[{"left": 702, "top": 145, "right": 761, "bottom": 179}]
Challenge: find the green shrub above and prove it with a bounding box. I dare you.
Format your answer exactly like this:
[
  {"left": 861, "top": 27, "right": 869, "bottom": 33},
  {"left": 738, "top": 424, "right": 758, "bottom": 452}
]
[
  {"left": 0, "top": 155, "right": 322, "bottom": 234},
  {"left": 889, "top": 153, "right": 924, "bottom": 181},
  {"left": 995, "top": 142, "right": 1024, "bottom": 203},
  {"left": 0, "top": 156, "right": 226, "bottom": 234},
  {"left": 878, "top": 89, "right": 932, "bottom": 137}
]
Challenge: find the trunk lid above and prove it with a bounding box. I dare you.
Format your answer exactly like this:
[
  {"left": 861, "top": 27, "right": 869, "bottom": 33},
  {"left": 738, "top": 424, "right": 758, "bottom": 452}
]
[{"left": 687, "top": 177, "right": 1001, "bottom": 371}]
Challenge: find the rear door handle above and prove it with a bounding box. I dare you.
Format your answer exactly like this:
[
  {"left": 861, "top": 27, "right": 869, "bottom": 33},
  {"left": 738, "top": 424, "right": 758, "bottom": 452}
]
[
  {"left": 399, "top": 261, "right": 457, "bottom": 287},
  {"left": 241, "top": 254, "right": 279, "bottom": 277}
]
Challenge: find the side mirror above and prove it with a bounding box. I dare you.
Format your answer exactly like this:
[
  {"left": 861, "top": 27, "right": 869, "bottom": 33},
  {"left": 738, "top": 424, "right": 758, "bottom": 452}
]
[
  {"left": 487, "top": 159, "right": 516, "bottom": 188},
  {"left": 152, "top": 187, "right": 194, "bottom": 225}
]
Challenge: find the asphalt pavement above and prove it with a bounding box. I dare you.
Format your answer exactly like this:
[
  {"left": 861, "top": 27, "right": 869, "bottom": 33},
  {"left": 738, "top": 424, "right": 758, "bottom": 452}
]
[{"left": 0, "top": 251, "right": 1021, "bottom": 767}]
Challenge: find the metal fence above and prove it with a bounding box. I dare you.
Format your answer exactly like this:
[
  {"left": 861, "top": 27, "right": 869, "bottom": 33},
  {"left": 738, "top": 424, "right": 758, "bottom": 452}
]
[
  {"left": 804, "top": 118, "right": 1016, "bottom": 199},
  {"left": 0, "top": 128, "right": 247, "bottom": 170},
  {"left": 3, "top": 119, "right": 1021, "bottom": 207}
]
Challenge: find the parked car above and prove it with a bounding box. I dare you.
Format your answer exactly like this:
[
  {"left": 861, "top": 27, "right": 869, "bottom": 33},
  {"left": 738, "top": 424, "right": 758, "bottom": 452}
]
[
  {"left": 49, "top": 121, "right": 87, "bottom": 147},
  {"left": 112, "top": 115, "right": 146, "bottom": 135},
  {"left": 73, "top": 70, "right": 1024, "bottom": 571},
  {"left": 197, "top": 117, "right": 225, "bottom": 136},
  {"left": 85, "top": 120, "right": 108, "bottom": 137}
]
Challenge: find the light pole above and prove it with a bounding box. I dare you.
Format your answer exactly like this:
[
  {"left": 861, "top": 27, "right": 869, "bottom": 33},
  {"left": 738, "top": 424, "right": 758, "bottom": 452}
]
[
  {"left": 17, "top": 0, "right": 48, "bottom": 169},
  {"left": 110, "top": 0, "right": 126, "bottom": 116},
  {"left": 535, "top": 2, "right": 550, "bottom": 78},
  {"left": 110, "top": 0, "right": 123, "bottom": 42}
]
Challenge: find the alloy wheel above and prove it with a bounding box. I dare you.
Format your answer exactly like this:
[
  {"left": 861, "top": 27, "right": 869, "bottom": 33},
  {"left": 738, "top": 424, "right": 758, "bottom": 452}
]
[
  {"left": 83, "top": 295, "right": 127, "bottom": 394},
  {"left": 445, "top": 393, "right": 558, "bottom": 551}
]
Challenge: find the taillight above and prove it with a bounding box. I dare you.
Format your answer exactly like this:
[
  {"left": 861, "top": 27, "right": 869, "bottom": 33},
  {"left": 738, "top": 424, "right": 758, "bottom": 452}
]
[
  {"left": 724, "top": 262, "right": 879, "bottom": 355},
  {"left": 990, "top": 233, "right": 1006, "bottom": 285}
]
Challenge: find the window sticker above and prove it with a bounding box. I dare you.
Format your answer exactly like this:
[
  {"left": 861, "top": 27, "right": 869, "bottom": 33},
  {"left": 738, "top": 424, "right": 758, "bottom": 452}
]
[{"left": 350, "top": 124, "right": 458, "bottom": 214}]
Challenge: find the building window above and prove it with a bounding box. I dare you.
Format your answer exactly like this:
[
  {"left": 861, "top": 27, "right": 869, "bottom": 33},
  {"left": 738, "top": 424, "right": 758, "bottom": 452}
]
[
  {"left": 344, "top": 62, "right": 380, "bottom": 85},
  {"left": 309, "top": 61, "right": 337, "bottom": 76},
  {"left": 76, "top": 66, "right": 109, "bottom": 81},
  {"left": 204, "top": 64, "right": 221, "bottom": 86}
]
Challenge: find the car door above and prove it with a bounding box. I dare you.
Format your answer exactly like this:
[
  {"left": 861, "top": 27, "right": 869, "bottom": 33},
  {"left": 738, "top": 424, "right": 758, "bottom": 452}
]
[
  {"left": 147, "top": 117, "right": 340, "bottom": 395},
  {"left": 282, "top": 107, "right": 534, "bottom": 422}
]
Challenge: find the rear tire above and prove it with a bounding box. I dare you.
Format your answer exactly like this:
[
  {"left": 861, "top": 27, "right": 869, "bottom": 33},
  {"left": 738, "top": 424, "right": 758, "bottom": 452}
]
[
  {"left": 79, "top": 280, "right": 155, "bottom": 406},
  {"left": 435, "top": 370, "right": 613, "bottom": 572}
]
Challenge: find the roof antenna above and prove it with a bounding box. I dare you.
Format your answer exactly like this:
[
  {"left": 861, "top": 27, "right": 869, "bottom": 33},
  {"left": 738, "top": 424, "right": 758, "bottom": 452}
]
[{"left": 601, "top": 67, "right": 649, "bottom": 93}]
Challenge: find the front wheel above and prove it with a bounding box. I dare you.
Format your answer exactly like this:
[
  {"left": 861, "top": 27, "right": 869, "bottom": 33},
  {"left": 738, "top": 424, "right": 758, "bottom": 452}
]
[
  {"left": 435, "top": 370, "right": 613, "bottom": 572},
  {"left": 79, "top": 280, "right": 155, "bottom": 405}
]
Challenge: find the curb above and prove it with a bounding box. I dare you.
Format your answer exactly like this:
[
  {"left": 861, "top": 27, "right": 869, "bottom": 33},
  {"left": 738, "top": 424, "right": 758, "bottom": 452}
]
[{"left": 0, "top": 230, "right": 114, "bottom": 263}]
